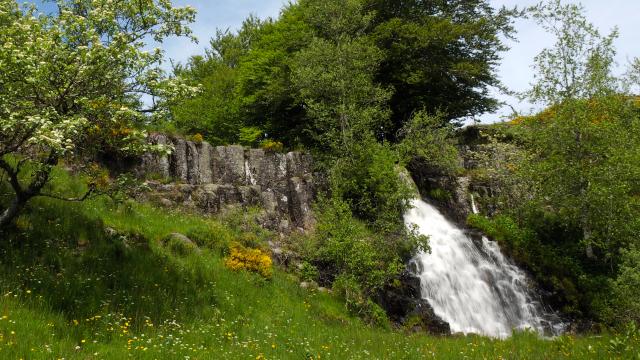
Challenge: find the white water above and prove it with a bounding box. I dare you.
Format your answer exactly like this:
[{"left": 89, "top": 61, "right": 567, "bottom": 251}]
[{"left": 405, "top": 198, "right": 563, "bottom": 338}]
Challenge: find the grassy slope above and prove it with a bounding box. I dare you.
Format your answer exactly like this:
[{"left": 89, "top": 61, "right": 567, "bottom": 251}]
[{"left": 0, "top": 170, "right": 635, "bottom": 359}]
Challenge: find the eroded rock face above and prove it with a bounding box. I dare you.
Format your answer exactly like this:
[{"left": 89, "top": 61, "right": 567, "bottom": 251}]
[
  {"left": 139, "top": 134, "right": 315, "bottom": 233},
  {"left": 407, "top": 160, "right": 473, "bottom": 224},
  {"left": 141, "top": 133, "right": 171, "bottom": 178},
  {"left": 213, "top": 145, "right": 245, "bottom": 185},
  {"left": 170, "top": 138, "right": 188, "bottom": 182},
  {"left": 376, "top": 271, "right": 451, "bottom": 335}
]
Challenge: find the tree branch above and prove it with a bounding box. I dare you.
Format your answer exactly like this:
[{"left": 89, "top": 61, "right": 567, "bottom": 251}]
[{"left": 39, "top": 183, "right": 98, "bottom": 203}]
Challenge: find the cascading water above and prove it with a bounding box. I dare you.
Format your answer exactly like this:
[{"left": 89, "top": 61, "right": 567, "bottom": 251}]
[{"left": 404, "top": 197, "right": 564, "bottom": 338}]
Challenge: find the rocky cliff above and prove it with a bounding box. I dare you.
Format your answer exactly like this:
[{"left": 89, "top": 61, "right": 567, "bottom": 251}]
[
  {"left": 137, "top": 134, "right": 315, "bottom": 233},
  {"left": 407, "top": 126, "right": 504, "bottom": 224}
]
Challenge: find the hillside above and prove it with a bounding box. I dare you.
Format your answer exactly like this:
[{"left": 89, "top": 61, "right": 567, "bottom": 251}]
[{"left": 0, "top": 170, "right": 634, "bottom": 359}]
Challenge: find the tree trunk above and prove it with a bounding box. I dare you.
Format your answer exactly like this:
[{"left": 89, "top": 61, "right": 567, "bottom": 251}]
[{"left": 0, "top": 197, "right": 23, "bottom": 228}]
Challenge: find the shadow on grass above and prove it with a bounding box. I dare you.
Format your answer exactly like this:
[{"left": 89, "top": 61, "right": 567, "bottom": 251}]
[{"left": 0, "top": 195, "right": 219, "bottom": 330}]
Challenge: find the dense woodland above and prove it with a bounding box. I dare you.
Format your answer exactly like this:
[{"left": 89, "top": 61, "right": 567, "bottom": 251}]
[{"left": 1, "top": 0, "right": 640, "bottom": 358}]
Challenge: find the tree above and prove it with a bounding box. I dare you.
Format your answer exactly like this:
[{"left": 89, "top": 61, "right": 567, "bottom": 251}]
[
  {"left": 367, "top": 0, "right": 518, "bottom": 133},
  {"left": 0, "top": 0, "right": 197, "bottom": 228},
  {"left": 527, "top": 0, "right": 618, "bottom": 105},
  {"left": 519, "top": 0, "right": 640, "bottom": 265},
  {"left": 169, "top": 16, "right": 265, "bottom": 145}
]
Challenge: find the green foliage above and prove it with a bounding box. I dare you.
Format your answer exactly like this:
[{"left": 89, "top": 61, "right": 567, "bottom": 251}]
[
  {"left": 171, "top": 0, "right": 515, "bottom": 146},
  {"left": 238, "top": 126, "right": 265, "bottom": 147},
  {"left": 397, "top": 111, "right": 461, "bottom": 175},
  {"left": 461, "top": 0, "right": 640, "bottom": 324},
  {"left": 295, "top": 194, "right": 427, "bottom": 324},
  {"left": 367, "top": 0, "right": 518, "bottom": 130},
  {"left": 311, "top": 197, "right": 404, "bottom": 292},
  {"left": 609, "top": 248, "right": 640, "bottom": 325},
  {"left": 332, "top": 274, "right": 390, "bottom": 328},
  {"left": 0, "top": 169, "right": 633, "bottom": 358},
  {"left": 171, "top": 57, "right": 242, "bottom": 145},
  {"left": 467, "top": 213, "right": 588, "bottom": 316},
  {"left": 0, "top": 0, "right": 197, "bottom": 227},
  {"left": 527, "top": 0, "right": 618, "bottom": 104},
  {"left": 329, "top": 140, "right": 412, "bottom": 233},
  {"left": 428, "top": 188, "right": 451, "bottom": 202}
]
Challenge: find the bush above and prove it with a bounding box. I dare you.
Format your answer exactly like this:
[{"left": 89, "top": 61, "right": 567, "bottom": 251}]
[
  {"left": 188, "top": 133, "right": 204, "bottom": 143},
  {"left": 609, "top": 248, "right": 640, "bottom": 325},
  {"left": 224, "top": 243, "right": 273, "bottom": 279},
  {"left": 332, "top": 274, "right": 390, "bottom": 328},
  {"left": 329, "top": 140, "right": 413, "bottom": 234},
  {"left": 260, "top": 139, "right": 284, "bottom": 153}
]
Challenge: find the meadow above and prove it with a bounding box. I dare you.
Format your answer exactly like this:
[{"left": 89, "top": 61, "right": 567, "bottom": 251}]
[{"left": 0, "top": 171, "right": 637, "bottom": 360}]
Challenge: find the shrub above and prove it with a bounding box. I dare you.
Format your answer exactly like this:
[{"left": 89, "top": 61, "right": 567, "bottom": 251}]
[
  {"left": 332, "top": 274, "right": 390, "bottom": 327},
  {"left": 329, "top": 140, "right": 413, "bottom": 233},
  {"left": 224, "top": 243, "right": 273, "bottom": 279},
  {"left": 189, "top": 133, "right": 204, "bottom": 143},
  {"left": 238, "top": 126, "right": 264, "bottom": 146},
  {"left": 608, "top": 248, "right": 640, "bottom": 325},
  {"left": 260, "top": 139, "right": 284, "bottom": 153}
]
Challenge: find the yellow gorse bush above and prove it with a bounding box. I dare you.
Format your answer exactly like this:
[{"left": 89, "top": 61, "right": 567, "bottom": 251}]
[
  {"left": 189, "top": 133, "right": 204, "bottom": 143},
  {"left": 260, "top": 139, "right": 284, "bottom": 153},
  {"left": 224, "top": 243, "right": 273, "bottom": 279}
]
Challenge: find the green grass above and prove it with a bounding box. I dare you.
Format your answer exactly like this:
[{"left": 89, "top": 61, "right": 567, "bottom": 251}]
[{"left": 0, "top": 169, "right": 637, "bottom": 359}]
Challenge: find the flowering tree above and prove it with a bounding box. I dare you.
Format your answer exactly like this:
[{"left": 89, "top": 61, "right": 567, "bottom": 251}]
[{"left": 0, "top": 0, "right": 198, "bottom": 227}]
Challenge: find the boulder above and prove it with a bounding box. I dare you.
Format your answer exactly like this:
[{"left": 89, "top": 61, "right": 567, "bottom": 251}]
[{"left": 163, "top": 232, "right": 200, "bottom": 256}]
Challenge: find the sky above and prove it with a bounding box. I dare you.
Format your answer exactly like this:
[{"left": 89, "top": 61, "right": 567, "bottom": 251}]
[{"left": 27, "top": 0, "right": 640, "bottom": 123}]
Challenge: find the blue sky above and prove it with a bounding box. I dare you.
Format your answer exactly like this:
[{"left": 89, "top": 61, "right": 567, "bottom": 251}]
[{"left": 26, "top": 0, "right": 640, "bottom": 122}]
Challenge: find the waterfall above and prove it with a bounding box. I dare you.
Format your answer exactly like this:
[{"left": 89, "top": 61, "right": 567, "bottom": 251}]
[{"left": 404, "top": 197, "right": 564, "bottom": 338}]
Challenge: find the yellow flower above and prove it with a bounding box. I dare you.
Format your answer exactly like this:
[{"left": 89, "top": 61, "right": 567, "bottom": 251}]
[{"left": 224, "top": 243, "right": 273, "bottom": 278}]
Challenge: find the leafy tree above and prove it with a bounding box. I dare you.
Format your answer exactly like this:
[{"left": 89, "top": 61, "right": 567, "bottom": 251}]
[
  {"left": 290, "top": 36, "right": 391, "bottom": 154},
  {"left": 0, "top": 0, "right": 196, "bottom": 228},
  {"left": 169, "top": 16, "right": 265, "bottom": 144},
  {"left": 526, "top": 0, "right": 618, "bottom": 104},
  {"left": 518, "top": 0, "right": 640, "bottom": 264},
  {"left": 367, "top": 0, "right": 518, "bottom": 132},
  {"left": 234, "top": 6, "right": 313, "bottom": 146}
]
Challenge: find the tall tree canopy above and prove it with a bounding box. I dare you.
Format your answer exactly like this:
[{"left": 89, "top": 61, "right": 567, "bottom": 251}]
[{"left": 170, "top": 0, "right": 517, "bottom": 148}]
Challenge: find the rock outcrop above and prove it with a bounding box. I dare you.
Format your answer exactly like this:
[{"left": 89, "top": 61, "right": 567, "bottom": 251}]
[
  {"left": 138, "top": 134, "right": 315, "bottom": 232},
  {"left": 376, "top": 271, "right": 450, "bottom": 335},
  {"left": 407, "top": 160, "right": 473, "bottom": 224}
]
